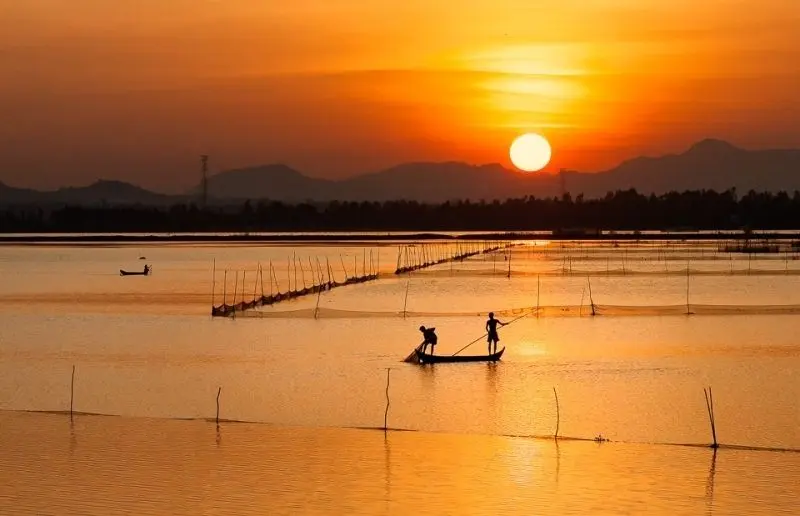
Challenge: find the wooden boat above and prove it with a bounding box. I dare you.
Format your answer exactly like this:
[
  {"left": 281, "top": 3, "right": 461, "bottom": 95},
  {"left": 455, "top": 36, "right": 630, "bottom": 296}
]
[
  {"left": 120, "top": 269, "right": 150, "bottom": 276},
  {"left": 415, "top": 347, "right": 505, "bottom": 364}
]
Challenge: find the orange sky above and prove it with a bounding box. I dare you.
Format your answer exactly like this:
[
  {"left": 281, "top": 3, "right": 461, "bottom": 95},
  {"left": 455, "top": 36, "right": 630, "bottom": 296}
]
[{"left": 1, "top": 0, "right": 799, "bottom": 191}]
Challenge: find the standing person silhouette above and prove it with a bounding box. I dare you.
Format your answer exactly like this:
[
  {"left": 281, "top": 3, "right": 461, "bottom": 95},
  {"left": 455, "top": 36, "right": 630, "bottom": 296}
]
[
  {"left": 419, "top": 326, "right": 438, "bottom": 355},
  {"left": 485, "top": 312, "right": 506, "bottom": 354}
]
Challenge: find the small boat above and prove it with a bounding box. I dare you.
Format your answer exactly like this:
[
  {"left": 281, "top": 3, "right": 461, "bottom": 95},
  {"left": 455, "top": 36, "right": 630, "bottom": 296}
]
[
  {"left": 415, "top": 347, "right": 505, "bottom": 364},
  {"left": 120, "top": 267, "right": 151, "bottom": 276}
]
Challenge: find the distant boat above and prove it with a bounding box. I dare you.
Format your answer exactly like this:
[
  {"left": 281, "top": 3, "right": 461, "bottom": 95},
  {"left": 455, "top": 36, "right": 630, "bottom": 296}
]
[
  {"left": 120, "top": 266, "right": 151, "bottom": 276},
  {"left": 414, "top": 347, "right": 505, "bottom": 364}
]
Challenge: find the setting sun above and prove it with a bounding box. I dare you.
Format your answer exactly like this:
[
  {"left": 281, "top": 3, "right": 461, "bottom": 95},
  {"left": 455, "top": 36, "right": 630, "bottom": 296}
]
[{"left": 509, "top": 133, "right": 552, "bottom": 172}]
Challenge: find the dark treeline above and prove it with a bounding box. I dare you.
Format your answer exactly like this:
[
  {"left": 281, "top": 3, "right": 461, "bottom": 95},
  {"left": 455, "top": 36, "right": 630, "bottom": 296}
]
[{"left": 2, "top": 189, "right": 800, "bottom": 232}]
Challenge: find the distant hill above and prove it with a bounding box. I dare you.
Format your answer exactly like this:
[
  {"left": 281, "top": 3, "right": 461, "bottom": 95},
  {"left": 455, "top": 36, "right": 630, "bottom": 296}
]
[
  {"left": 202, "top": 164, "right": 336, "bottom": 202},
  {"left": 338, "top": 162, "right": 559, "bottom": 202},
  {"left": 198, "top": 139, "right": 800, "bottom": 202},
  {"left": 49, "top": 180, "right": 174, "bottom": 205},
  {"left": 1, "top": 140, "right": 799, "bottom": 206},
  {"left": 0, "top": 180, "right": 176, "bottom": 207},
  {"left": 564, "top": 139, "right": 800, "bottom": 197}
]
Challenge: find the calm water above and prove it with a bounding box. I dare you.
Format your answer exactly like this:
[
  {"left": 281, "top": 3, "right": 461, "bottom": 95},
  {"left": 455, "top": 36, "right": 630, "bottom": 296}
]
[
  {"left": 1, "top": 412, "right": 798, "bottom": 515},
  {"left": 0, "top": 241, "right": 798, "bottom": 513}
]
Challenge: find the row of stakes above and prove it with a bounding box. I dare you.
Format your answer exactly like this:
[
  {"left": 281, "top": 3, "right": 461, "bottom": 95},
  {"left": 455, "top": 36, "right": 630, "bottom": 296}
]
[
  {"left": 210, "top": 243, "right": 518, "bottom": 317},
  {"left": 63, "top": 365, "right": 719, "bottom": 449}
]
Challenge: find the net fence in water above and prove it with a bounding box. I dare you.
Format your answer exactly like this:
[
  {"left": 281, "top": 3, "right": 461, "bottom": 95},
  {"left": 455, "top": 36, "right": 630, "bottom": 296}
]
[
  {"left": 233, "top": 303, "right": 800, "bottom": 319},
  {"left": 404, "top": 267, "right": 800, "bottom": 278}
]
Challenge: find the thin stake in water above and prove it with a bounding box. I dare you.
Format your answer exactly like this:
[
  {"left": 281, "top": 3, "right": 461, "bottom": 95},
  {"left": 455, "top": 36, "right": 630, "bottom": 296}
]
[
  {"left": 216, "top": 387, "right": 222, "bottom": 426},
  {"left": 553, "top": 386, "right": 560, "bottom": 439},
  {"left": 703, "top": 387, "right": 718, "bottom": 448},
  {"left": 384, "top": 368, "right": 391, "bottom": 432},
  {"left": 70, "top": 365, "right": 75, "bottom": 419},
  {"left": 211, "top": 259, "right": 216, "bottom": 308}
]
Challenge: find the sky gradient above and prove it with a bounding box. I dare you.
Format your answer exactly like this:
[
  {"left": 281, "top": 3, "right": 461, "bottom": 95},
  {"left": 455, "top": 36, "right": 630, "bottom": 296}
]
[{"left": 2, "top": 1, "right": 799, "bottom": 191}]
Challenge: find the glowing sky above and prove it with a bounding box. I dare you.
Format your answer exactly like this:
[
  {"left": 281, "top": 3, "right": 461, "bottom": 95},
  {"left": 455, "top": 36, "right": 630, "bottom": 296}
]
[{"left": 2, "top": 1, "right": 799, "bottom": 190}]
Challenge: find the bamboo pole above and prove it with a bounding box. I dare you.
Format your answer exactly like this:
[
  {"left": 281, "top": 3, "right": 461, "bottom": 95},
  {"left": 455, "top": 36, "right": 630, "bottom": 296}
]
[
  {"left": 384, "top": 368, "right": 391, "bottom": 432},
  {"left": 402, "top": 280, "right": 410, "bottom": 318},
  {"left": 269, "top": 261, "right": 274, "bottom": 296},
  {"left": 232, "top": 270, "right": 238, "bottom": 316},
  {"left": 216, "top": 387, "right": 222, "bottom": 425},
  {"left": 396, "top": 246, "right": 402, "bottom": 272},
  {"left": 553, "top": 386, "right": 560, "bottom": 439},
  {"left": 587, "top": 276, "right": 595, "bottom": 316},
  {"left": 314, "top": 286, "right": 323, "bottom": 319},
  {"left": 293, "top": 252, "right": 299, "bottom": 289},
  {"left": 536, "top": 274, "right": 541, "bottom": 317},
  {"left": 222, "top": 270, "right": 228, "bottom": 305},
  {"left": 703, "top": 387, "right": 718, "bottom": 448},
  {"left": 211, "top": 259, "right": 216, "bottom": 308},
  {"left": 686, "top": 263, "right": 691, "bottom": 315},
  {"left": 300, "top": 256, "right": 307, "bottom": 289},
  {"left": 340, "top": 254, "right": 349, "bottom": 280},
  {"left": 70, "top": 365, "right": 75, "bottom": 419},
  {"left": 252, "top": 265, "right": 258, "bottom": 301}
]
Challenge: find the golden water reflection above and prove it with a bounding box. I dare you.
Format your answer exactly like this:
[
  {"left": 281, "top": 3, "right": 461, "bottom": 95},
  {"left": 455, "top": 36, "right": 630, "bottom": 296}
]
[{"left": 1, "top": 412, "right": 797, "bottom": 515}]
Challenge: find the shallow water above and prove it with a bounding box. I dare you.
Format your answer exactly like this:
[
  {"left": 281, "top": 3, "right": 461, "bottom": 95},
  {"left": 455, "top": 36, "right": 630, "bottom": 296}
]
[
  {"left": 0, "top": 240, "right": 798, "bottom": 512},
  {"left": 0, "top": 412, "right": 798, "bottom": 515},
  {"left": 1, "top": 241, "right": 798, "bottom": 447}
]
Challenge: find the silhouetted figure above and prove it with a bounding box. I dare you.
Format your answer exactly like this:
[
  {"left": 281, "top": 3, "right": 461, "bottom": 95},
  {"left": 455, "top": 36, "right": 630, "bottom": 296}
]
[
  {"left": 143, "top": 264, "right": 151, "bottom": 275},
  {"left": 486, "top": 312, "right": 506, "bottom": 354},
  {"left": 419, "top": 325, "right": 437, "bottom": 355}
]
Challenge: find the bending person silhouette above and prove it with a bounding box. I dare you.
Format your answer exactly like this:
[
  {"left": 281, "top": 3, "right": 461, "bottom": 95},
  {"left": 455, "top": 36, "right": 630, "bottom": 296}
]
[
  {"left": 419, "top": 325, "right": 438, "bottom": 355},
  {"left": 485, "top": 312, "right": 506, "bottom": 354}
]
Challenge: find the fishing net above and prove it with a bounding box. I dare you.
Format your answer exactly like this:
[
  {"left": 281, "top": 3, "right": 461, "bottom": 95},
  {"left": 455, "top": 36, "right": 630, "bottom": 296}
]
[
  {"left": 230, "top": 304, "right": 800, "bottom": 319},
  {"left": 210, "top": 240, "right": 800, "bottom": 318}
]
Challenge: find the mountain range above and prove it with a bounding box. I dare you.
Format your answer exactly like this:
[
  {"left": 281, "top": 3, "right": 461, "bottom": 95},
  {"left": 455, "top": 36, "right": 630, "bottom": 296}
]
[{"left": 2, "top": 139, "right": 799, "bottom": 206}]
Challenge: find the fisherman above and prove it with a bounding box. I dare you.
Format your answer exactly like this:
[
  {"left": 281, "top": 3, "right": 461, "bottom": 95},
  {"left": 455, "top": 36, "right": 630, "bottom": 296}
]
[
  {"left": 419, "top": 325, "right": 438, "bottom": 355},
  {"left": 143, "top": 264, "right": 151, "bottom": 275},
  {"left": 485, "top": 312, "right": 506, "bottom": 354}
]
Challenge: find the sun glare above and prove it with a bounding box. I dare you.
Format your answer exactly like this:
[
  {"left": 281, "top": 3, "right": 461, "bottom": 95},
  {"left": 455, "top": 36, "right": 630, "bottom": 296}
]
[{"left": 509, "top": 133, "right": 551, "bottom": 172}]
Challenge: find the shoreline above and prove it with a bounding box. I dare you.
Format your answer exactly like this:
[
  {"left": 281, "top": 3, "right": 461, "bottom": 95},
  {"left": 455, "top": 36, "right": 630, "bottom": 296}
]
[{"left": 1, "top": 230, "right": 799, "bottom": 244}]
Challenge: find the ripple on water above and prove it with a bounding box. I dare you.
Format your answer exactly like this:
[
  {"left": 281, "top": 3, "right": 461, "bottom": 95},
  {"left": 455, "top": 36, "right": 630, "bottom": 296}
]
[{"left": 0, "top": 412, "right": 798, "bottom": 515}]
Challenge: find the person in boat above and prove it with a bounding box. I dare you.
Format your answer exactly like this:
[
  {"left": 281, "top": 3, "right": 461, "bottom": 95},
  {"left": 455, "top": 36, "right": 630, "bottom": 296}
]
[
  {"left": 143, "top": 264, "right": 151, "bottom": 275},
  {"left": 486, "top": 312, "right": 506, "bottom": 354},
  {"left": 419, "top": 325, "right": 437, "bottom": 355}
]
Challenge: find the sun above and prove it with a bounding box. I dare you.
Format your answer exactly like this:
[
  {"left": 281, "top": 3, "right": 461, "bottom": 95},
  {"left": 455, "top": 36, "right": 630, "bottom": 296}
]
[{"left": 509, "top": 133, "right": 552, "bottom": 172}]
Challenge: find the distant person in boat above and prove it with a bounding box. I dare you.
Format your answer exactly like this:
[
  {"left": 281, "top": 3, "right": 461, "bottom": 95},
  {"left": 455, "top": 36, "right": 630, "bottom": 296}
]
[
  {"left": 143, "top": 264, "right": 151, "bottom": 275},
  {"left": 486, "top": 312, "right": 506, "bottom": 354},
  {"left": 419, "top": 325, "right": 437, "bottom": 355}
]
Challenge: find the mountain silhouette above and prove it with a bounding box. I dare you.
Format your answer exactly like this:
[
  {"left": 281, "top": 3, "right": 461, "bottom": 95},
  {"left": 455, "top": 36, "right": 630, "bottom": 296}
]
[
  {"left": 201, "top": 164, "right": 336, "bottom": 202},
  {"left": 1, "top": 140, "right": 798, "bottom": 206},
  {"left": 0, "top": 179, "right": 174, "bottom": 206},
  {"left": 200, "top": 139, "right": 800, "bottom": 202},
  {"left": 567, "top": 139, "right": 800, "bottom": 197}
]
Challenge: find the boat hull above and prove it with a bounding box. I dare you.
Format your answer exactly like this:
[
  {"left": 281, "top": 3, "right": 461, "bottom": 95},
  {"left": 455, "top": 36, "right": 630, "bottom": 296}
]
[
  {"left": 415, "top": 347, "right": 505, "bottom": 364},
  {"left": 120, "top": 270, "right": 150, "bottom": 276}
]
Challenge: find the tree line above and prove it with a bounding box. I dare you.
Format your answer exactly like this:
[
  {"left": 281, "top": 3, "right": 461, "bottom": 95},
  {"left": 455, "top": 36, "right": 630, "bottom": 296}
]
[{"left": 2, "top": 189, "right": 800, "bottom": 232}]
